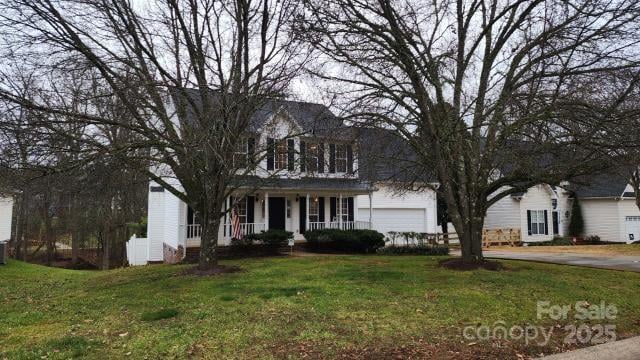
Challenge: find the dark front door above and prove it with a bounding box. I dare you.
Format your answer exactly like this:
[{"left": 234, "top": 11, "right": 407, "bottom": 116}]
[
  {"left": 552, "top": 211, "right": 559, "bottom": 235},
  {"left": 269, "top": 197, "right": 286, "bottom": 230}
]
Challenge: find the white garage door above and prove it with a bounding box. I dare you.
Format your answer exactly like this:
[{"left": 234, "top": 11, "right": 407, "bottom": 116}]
[
  {"left": 359, "top": 208, "right": 426, "bottom": 234},
  {"left": 625, "top": 216, "right": 640, "bottom": 243}
]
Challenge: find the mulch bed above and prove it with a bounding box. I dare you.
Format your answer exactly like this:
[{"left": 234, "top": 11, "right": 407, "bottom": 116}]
[
  {"left": 439, "top": 258, "right": 505, "bottom": 271},
  {"left": 182, "top": 264, "right": 243, "bottom": 276}
]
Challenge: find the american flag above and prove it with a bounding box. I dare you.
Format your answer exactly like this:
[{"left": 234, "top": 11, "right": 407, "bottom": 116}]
[{"left": 232, "top": 207, "right": 243, "bottom": 240}]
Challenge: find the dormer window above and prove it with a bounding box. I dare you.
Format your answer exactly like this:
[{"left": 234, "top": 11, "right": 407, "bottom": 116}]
[
  {"left": 276, "top": 140, "right": 288, "bottom": 170},
  {"left": 336, "top": 144, "right": 347, "bottom": 173},
  {"left": 267, "top": 138, "right": 295, "bottom": 171}
]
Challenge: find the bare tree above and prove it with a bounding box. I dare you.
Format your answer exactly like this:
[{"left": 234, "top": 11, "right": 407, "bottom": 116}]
[
  {"left": 298, "top": 0, "right": 640, "bottom": 262},
  {"left": 0, "top": 0, "right": 307, "bottom": 270}
]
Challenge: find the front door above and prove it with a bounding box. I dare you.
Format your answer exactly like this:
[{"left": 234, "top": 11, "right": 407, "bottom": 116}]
[
  {"left": 268, "top": 197, "right": 286, "bottom": 230},
  {"left": 552, "top": 211, "right": 559, "bottom": 235}
]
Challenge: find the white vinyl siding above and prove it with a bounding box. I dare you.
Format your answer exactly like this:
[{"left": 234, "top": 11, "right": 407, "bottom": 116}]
[
  {"left": 484, "top": 194, "right": 520, "bottom": 229},
  {"left": 0, "top": 197, "right": 13, "bottom": 242},
  {"left": 581, "top": 199, "right": 620, "bottom": 243}
]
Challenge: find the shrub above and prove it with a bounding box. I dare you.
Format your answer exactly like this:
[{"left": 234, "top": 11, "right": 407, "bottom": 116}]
[
  {"left": 376, "top": 245, "right": 450, "bottom": 256},
  {"left": 248, "top": 229, "right": 293, "bottom": 248},
  {"left": 304, "top": 229, "right": 385, "bottom": 253},
  {"left": 582, "top": 235, "right": 602, "bottom": 244},
  {"left": 527, "top": 236, "right": 574, "bottom": 246},
  {"left": 569, "top": 197, "right": 584, "bottom": 237}
]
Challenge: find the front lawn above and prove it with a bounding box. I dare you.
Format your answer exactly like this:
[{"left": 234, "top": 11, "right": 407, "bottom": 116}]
[{"left": 1, "top": 256, "right": 640, "bottom": 359}]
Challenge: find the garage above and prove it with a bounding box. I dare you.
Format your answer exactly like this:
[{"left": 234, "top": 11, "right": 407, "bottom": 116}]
[
  {"left": 359, "top": 208, "right": 426, "bottom": 234},
  {"left": 625, "top": 216, "right": 640, "bottom": 243}
]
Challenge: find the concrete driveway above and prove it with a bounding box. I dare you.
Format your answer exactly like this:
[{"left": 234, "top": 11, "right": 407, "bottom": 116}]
[{"left": 482, "top": 250, "right": 640, "bottom": 272}]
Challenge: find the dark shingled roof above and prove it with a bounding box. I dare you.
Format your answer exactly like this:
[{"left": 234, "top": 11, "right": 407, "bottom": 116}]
[
  {"left": 171, "top": 88, "right": 349, "bottom": 138},
  {"left": 571, "top": 173, "right": 629, "bottom": 198},
  {"left": 355, "top": 127, "right": 436, "bottom": 183}
]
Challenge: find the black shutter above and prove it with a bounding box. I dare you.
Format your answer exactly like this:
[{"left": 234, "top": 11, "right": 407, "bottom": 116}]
[
  {"left": 318, "top": 143, "right": 325, "bottom": 173},
  {"left": 266, "top": 138, "right": 274, "bottom": 170},
  {"left": 247, "top": 137, "right": 255, "bottom": 164},
  {"left": 527, "top": 210, "right": 532, "bottom": 236},
  {"left": 299, "top": 197, "right": 307, "bottom": 234},
  {"left": 287, "top": 139, "right": 295, "bottom": 171},
  {"left": 330, "top": 197, "right": 337, "bottom": 222},
  {"left": 187, "top": 206, "right": 194, "bottom": 225},
  {"left": 300, "top": 141, "right": 306, "bottom": 172},
  {"left": 319, "top": 197, "right": 325, "bottom": 222},
  {"left": 247, "top": 196, "right": 255, "bottom": 224},
  {"left": 223, "top": 198, "right": 228, "bottom": 236},
  {"left": 347, "top": 145, "right": 353, "bottom": 174},
  {"left": 347, "top": 197, "right": 354, "bottom": 221},
  {"left": 329, "top": 144, "right": 336, "bottom": 173},
  {"left": 544, "top": 210, "right": 549, "bottom": 235}
]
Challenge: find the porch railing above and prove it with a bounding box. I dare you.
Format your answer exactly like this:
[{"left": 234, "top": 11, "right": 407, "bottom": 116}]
[
  {"left": 308, "top": 221, "right": 371, "bottom": 231},
  {"left": 186, "top": 223, "right": 266, "bottom": 239}
]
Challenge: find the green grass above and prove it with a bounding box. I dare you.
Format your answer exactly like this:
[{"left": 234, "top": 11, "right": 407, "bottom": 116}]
[{"left": 1, "top": 256, "right": 640, "bottom": 359}]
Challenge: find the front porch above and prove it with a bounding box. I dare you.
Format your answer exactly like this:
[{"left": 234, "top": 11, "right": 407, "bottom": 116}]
[{"left": 183, "top": 190, "right": 373, "bottom": 247}]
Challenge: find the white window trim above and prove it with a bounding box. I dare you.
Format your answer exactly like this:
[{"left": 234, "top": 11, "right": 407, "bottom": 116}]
[{"left": 530, "top": 210, "right": 546, "bottom": 235}]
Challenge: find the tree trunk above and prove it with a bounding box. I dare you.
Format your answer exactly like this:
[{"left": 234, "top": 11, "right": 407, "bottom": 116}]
[
  {"left": 452, "top": 212, "right": 485, "bottom": 263},
  {"left": 198, "top": 216, "right": 221, "bottom": 270},
  {"left": 71, "top": 195, "right": 79, "bottom": 266},
  {"left": 13, "top": 195, "right": 23, "bottom": 260}
]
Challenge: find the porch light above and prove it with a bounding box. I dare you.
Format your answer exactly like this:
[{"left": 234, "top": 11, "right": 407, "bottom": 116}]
[{"left": 313, "top": 197, "right": 318, "bottom": 202}]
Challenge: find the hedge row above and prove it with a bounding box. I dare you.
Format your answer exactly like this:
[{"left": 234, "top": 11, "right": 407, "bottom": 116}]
[
  {"left": 376, "top": 245, "right": 450, "bottom": 256},
  {"left": 304, "top": 229, "right": 385, "bottom": 253}
]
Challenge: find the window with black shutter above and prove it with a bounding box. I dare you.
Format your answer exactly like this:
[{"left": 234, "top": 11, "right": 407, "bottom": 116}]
[
  {"left": 329, "top": 144, "right": 336, "bottom": 173},
  {"left": 287, "top": 139, "right": 295, "bottom": 171},
  {"left": 266, "top": 138, "right": 275, "bottom": 170}
]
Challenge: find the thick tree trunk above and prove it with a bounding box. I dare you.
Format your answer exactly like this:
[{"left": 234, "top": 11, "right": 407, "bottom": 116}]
[
  {"left": 198, "top": 216, "right": 221, "bottom": 270},
  {"left": 452, "top": 211, "right": 485, "bottom": 263},
  {"left": 13, "top": 196, "right": 23, "bottom": 260}
]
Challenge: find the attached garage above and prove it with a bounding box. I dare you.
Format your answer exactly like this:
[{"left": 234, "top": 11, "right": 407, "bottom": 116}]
[{"left": 358, "top": 208, "right": 427, "bottom": 234}]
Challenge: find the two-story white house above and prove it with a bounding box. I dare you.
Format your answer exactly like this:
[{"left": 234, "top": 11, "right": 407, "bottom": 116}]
[{"left": 146, "top": 93, "right": 438, "bottom": 263}]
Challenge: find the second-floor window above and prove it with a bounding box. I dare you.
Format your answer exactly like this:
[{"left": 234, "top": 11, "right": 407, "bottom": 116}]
[
  {"left": 276, "top": 140, "right": 288, "bottom": 170},
  {"left": 233, "top": 138, "right": 248, "bottom": 168},
  {"left": 336, "top": 144, "right": 347, "bottom": 173},
  {"left": 307, "top": 142, "right": 319, "bottom": 172}
]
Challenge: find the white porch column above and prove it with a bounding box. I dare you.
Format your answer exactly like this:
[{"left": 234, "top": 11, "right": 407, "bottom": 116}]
[
  {"left": 339, "top": 193, "right": 343, "bottom": 230},
  {"left": 368, "top": 191, "right": 373, "bottom": 230},
  {"left": 264, "top": 192, "right": 269, "bottom": 231},
  {"left": 306, "top": 194, "right": 310, "bottom": 232}
]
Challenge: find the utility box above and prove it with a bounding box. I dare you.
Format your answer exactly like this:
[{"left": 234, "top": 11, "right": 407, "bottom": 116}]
[{"left": 0, "top": 242, "right": 6, "bottom": 265}]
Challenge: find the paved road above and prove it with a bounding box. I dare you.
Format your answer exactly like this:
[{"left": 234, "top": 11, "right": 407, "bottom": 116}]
[
  {"left": 482, "top": 250, "right": 640, "bottom": 272},
  {"left": 539, "top": 336, "right": 640, "bottom": 359}
]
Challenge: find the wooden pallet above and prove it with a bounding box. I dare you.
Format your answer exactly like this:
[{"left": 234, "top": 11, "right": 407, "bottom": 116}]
[{"left": 482, "top": 228, "right": 521, "bottom": 247}]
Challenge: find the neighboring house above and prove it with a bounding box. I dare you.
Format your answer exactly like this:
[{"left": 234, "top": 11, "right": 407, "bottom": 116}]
[
  {"left": 485, "top": 173, "right": 640, "bottom": 243},
  {"left": 0, "top": 196, "right": 13, "bottom": 242},
  {"left": 572, "top": 173, "right": 640, "bottom": 243},
  {"left": 485, "top": 184, "right": 573, "bottom": 243},
  {"left": 146, "top": 95, "right": 438, "bottom": 263}
]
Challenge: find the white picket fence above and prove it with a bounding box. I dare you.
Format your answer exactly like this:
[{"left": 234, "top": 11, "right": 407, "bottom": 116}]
[{"left": 126, "top": 235, "right": 149, "bottom": 266}]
